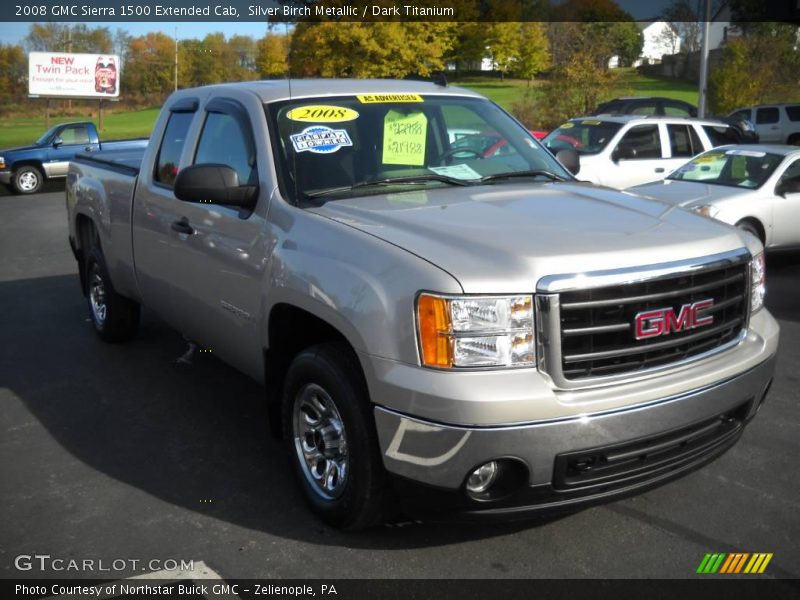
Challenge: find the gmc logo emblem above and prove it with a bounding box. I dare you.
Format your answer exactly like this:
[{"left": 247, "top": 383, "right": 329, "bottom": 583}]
[{"left": 634, "top": 299, "right": 715, "bottom": 340}]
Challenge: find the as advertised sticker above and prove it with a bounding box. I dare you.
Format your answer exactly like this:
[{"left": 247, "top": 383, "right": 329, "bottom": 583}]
[
  {"left": 559, "top": 122, "right": 575, "bottom": 129},
  {"left": 290, "top": 126, "right": 353, "bottom": 154},
  {"left": 581, "top": 120, "right": 602, "bottom": 125},
  {"left": 287, "top": 105, "right": 359, "bottom": 123},
  {"left": 358, "top": 93, "right": 423, "bottom": 104}
]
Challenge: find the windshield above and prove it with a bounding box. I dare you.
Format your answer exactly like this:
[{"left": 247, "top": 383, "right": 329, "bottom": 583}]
[
  {"left": 266, "top": 94, "right": 571, "bottom": 202},
  {"left": 35, "top": 125, "right": 62, "bottom": 145},
  {"left": 543, "top": 120, "right": 623, "bottom": 155},
  {"left": 668, "top": 149, "right": 783, "bottom": 189}
]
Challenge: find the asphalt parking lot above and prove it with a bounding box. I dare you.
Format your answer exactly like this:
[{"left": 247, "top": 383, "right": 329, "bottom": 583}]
[{"left": 1, "top": 186, "right": 799, "bottom": 581}]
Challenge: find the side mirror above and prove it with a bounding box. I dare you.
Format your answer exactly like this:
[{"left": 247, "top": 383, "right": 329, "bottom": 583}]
[
  {"left": 775, "top": 179, "right": 800, "bottom": 197},
  {"left": 174, "top": 164, "right": 258, "bottom": 207},
  {"left": 52, "top": 136, "right": 63, "bottom": 147},
  {"left": 612, "top": 146, "right": 636, "bottom": 162},
  {"left": 555, "top": 148, "right": 580, "bottom": 175}
]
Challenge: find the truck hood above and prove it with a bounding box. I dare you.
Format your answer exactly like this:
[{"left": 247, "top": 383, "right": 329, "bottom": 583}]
[
  {"left": 309, "top": 182, "right": 752, "bottom": 293},
  {"left": 629, "top": 179, "right": 752, "bottom": 208},
  {"left": 0, "top": 144, "right": 42, "bottom": 156}
]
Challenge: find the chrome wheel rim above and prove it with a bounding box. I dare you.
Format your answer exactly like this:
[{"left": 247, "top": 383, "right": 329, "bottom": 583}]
[
  {"left": 18, "top": 171, "right": 39, "bottom": 192},
  {"left": 89, "top": 269, "right": 107, "bottom": 326},
  {"left": 293, "top": 383, "right": 349, "bottom": 500}
]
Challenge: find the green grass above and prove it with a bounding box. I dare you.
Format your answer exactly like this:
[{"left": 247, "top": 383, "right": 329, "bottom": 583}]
[{"left": 0, "top": 107, "right": 160, "bottom": 148}]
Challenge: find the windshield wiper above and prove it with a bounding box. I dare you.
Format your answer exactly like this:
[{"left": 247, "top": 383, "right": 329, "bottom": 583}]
[
  {"left": 480, "top": 170, "right": 567, "bottom": 183},
  {"left": 304, "top": 174, "right": 475, "bottom": 199}
]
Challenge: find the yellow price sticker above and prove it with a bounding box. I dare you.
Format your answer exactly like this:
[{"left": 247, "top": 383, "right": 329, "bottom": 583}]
[
  {"left": 383, "top": 110, "right": 427, "bottom": 166},
  {"left": 581, "top": 120, "right": 602, "bottom": 125},
  {"left": 358, "top": 93, "right": 423, "bottom": 104},
  {"left": 287, "top": 105, "right": 359, "bottom": 123}
]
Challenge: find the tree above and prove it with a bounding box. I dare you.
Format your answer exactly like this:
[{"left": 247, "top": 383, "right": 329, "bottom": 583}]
[
  {"left": 661, "top": 0, "right": 703, "bottom": 54},
  {"left": 485, "top": 23, "right": 521, "bottom": 79},
  {"left": 123, "top": 32, "right": 174, "bottom": 96},
  {"left": 0, "top": 44, "right": 26, "bottom": 104},
  {"left": 24, "top": 23, "right": 113, "bottom": 53},
  {"left": 256, "top": 33, "right": 289, "bottom": 78},
  {"left": 516, "top": 22, "right": 550, "bottom": 84},
  {"left": 290, "top": 23, "right": 456, "bottom": 78}
]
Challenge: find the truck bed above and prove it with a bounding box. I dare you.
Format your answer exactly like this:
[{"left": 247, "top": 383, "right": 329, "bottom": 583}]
[{"left": 74, "top": 146, "right": 146, "bottom": 175}]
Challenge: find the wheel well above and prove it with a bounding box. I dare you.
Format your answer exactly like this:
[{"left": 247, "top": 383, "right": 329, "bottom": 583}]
[
  {"left": 736, "top": 217, "right": 766, "bottom": 245},
  {"left": 10, "top": 160, "right": 43, "bottom": 173},
  {"left": 787, "top": 133, "right": 800, "bottom": 145},
  {"left": 264, "top": 304, "right": 358, "bottom": 437}
]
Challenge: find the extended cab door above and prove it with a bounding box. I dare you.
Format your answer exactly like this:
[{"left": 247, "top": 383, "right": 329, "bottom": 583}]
[
  {"left": 131, "top": 99, "right": 198, "bottom": 331},
  {"left": 605, "top": 124, "right": 667, "bottom": 188},
  {"left": 165, "top": 95, "right": 269, "bottom": 379}
]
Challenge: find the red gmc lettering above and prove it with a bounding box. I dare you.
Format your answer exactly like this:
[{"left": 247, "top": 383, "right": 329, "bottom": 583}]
[{"left": 634, "top": 299, "right": 715, "bottom": 340}]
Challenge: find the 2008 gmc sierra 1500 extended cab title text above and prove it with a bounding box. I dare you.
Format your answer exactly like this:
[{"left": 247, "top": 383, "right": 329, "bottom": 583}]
[{"left": 66, "top": 80, "right": 779, "bottom": 530}]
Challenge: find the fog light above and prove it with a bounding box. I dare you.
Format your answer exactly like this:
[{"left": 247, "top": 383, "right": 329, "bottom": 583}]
[{"left": 466, "top": 461, "right": 498, "bottom": 494}]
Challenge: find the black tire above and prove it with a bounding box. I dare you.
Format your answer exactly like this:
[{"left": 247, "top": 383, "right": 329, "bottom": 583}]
[
  {"left": 12, "top": 165, "right": 43, "bottom": 195},
  {"left": 788, "top": 134, "right": 800, "bottom": 147},
  {"left": 735, "top": 219, "right": 763, "bottom": 244},
  {"left": 282, "top": 342, "right": 388, "bottom": 530},
  {"left": 85, "top": 247, "right": 140, "bottom": 342}
]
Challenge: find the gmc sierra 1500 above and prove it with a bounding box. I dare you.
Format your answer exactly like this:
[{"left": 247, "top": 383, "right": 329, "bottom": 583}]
[{"left": 66, "top": 80, "right": 778, "bottom": 530}]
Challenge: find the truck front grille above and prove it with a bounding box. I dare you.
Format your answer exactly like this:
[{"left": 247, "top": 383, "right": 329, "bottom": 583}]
[{"left": 536, "top": 250, "right": 751, "bottom": 387}]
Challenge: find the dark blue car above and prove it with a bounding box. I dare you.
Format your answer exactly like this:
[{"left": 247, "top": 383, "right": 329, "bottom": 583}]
[{"left": 0, "top": 121, "right": 147, "bottom": 194}]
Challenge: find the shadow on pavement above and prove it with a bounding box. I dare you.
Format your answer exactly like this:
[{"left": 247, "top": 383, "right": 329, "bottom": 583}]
[{"left": 0, "top": 273, "right": 567, "bottom": 550}]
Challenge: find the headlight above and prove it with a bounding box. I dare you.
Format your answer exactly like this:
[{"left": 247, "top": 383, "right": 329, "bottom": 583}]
[
  {"left": 417, "top": 293, "right": 535, "bottom": 369},
  {"left": 692, "top": 204, "right": 719, "bottom": 218},
  {"left": 750, "top": 251, "right": 765, "bottom": 313},
  {"left": 0, "top": 157, "right": 5, "bottom": 169}
]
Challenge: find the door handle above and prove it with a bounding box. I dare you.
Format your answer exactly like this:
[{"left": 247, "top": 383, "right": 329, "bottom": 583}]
[
  {"left": 654, "top": 168, "right": 665, "bottom": 173},
  {"left": 171, "top": 218, "right": 194, "bottom": 235}
]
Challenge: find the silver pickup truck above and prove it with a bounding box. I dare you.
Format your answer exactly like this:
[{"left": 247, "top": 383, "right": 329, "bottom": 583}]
[{"left": 66, "top": 80, "right": 779, "bottom": 530}]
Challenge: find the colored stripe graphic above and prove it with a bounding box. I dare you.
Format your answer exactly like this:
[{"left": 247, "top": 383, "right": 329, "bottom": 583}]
[{"left": 698, "top": 553, "right": 773, "bottom": 574}]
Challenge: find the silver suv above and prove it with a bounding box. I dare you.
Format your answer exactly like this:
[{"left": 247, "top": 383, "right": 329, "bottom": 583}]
[{"left": 729, "top": 104, "right": 800, "bottom": 146}]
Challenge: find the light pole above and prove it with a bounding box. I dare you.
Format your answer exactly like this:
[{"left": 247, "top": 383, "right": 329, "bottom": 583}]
[{"left": 697, "top": 0, "right": 712, "bottom": 117}]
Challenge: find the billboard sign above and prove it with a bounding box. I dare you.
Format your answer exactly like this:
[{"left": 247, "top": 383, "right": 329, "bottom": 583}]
[{"left": 29, "top": 52, "right": 120, "bottom": 98}]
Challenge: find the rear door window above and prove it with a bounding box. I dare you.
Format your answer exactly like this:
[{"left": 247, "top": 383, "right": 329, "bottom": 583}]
[
  {"left": 756, "top": 107, "right": 780, "bottom": 124},
  {"left": 154, "top": 111, "right": 194, "bottom": 187},
  {"left": 616, "top": 125, "right": 662, "bottom": 159},
  {"left": 702, "top": 125, "right": 739, "bottom": 147},
  {"left": 667, "top": 124, "right": 696, "bottom": 158},
  {"left": 785, "top": 105, "right": 800, "bottom": 122}
]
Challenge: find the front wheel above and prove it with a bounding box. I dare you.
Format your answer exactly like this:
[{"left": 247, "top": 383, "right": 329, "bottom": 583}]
[
  {"left": 13, "top": 166, "right": 43, "bottom": 194},
  {"left": 282, "top": 343, "right": 388, "bottom": 530},
  {"left": 85, "top": 248, "right": 140, "bottom": 342}
]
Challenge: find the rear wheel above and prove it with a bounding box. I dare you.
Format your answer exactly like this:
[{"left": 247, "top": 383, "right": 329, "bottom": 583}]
[
  {"left": 282, "top": 343, "right": 388, "bottom": 530},
  {"left": 13, "top": 166, "right": 43, "bottom": 194},
  {"left": 85, "top": 247, "right": 140, "bottom": 342}
]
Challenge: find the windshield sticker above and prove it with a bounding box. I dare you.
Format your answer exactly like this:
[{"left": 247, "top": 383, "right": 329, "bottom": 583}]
[
  {"left": 290, "top": 126, "right": 352, "bottom": 154},
  {"left": 725, "top": 149, "right": 767, "bottom": 158},
  {"left": 695, "top": 152, "right": 724, "bottom": 163},
  {"left": 382, "top": 110, "right": 427, "bottom": 166},
  {"left": 428, "top": 164, "right": 481, "bottom": 180},
  {"left": 358, "top": 93, "right": 423, "bottom": 104},
  {"left": 559, "top": 122, "right": 575, "bottom": 129},
  {"left": 581, "top": 120, "right": 602, "bottom": 125},
  {"left": 286, "top": 105, "right": 359, "bottom": 123}
]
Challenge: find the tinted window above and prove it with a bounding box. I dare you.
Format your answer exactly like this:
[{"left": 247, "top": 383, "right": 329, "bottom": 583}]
[
  {"left": 155, "top": 111, "right": 194, "bottom": 187},
  {"left": 730, "top": 109, "right": 751, "bottom": 122},
  {"left": 544, "top": 120, "right": 623, "bottom": 155},
  {"left": 195, "top": 112, "right": 256, "bottom": 185},
  {"left": 756, "top": 107, "right": 779, "bottom": 124},
  {"left": 59, "top": 125, "right": 91, "bottom": 145},
  {"left": 664, "top": 102, "right": 694, "bottom": 117},
  {"left": 703, "top": 125, "right": 739, "bottom": 147},
  {"left": 616, "top": 125, "right": 662, "bottom": 159},
  {"left": 785, "top": 105, "right": 800, "bottom": 121},
  {"left": 630, "top": 104, "right": 657, "bottom": 115},
  {"left": 779, "top": 158, "right": 800, "bottom": 186},
  {"left": 667, "top": 124, "right": 695, "bottom": 157}
]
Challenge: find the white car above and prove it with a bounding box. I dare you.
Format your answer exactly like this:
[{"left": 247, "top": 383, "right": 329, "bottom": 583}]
[
  {"left": 543, "top": 115, "right": 741, "bottom": 189},
  {"left": 729, "top": 104, "right": 800, "bottom": 146},
  {"left": 629, "top": 145, "right": 800, "bottom": 250}
]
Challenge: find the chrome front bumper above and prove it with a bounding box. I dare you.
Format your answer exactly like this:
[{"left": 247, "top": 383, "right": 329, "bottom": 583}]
[{"left": 373, "top": 355, "right": 775, "bottom": 498}]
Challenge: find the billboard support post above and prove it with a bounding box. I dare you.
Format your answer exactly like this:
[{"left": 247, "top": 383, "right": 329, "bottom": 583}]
[
  {"left": 99, "top": 100, "right": 104, "bottom": 132},
  {"left": 45, "top": 99, "right": 50, "bottom": 130}
]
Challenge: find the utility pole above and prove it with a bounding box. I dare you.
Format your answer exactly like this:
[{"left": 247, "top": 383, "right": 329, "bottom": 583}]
[
  {"left": 697, "top": 0, "right": 712, "bottom": 117},
  {"left": 174, "top": 28, "right": 178, "bottom": 92}
]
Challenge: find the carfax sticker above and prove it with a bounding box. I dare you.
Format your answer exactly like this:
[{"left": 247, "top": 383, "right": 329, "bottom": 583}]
[
  {"left": 357, "top": 93, "right": 423, "bottom": 103},
  {"left": 287, "top": 105, "right": 359, "bottom": 123},
  {"left": 290, "top": 126, "right": 353, "bottom": 154}
]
